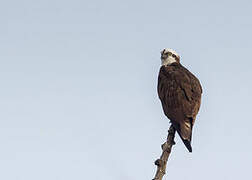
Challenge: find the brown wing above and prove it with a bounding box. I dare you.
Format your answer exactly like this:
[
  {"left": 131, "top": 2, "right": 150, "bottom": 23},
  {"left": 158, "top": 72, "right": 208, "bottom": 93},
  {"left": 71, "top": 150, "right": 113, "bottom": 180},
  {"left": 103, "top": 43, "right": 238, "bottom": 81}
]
[{"left": 158, "top": 63, "right": 202, "bottom": 152}]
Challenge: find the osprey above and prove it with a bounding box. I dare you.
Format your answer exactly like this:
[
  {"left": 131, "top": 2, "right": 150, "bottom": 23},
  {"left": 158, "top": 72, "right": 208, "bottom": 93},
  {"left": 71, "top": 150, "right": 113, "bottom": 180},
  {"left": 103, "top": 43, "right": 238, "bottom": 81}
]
[{"left": 158, "top": 48, "right": 202, "bottom": 152}]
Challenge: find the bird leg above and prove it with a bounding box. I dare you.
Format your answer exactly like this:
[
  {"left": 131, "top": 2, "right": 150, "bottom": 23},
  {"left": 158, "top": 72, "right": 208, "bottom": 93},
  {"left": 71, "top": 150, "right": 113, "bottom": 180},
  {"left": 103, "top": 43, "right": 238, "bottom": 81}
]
[{"left": 152, "top": 125, "right": 176, "bottom": 180}]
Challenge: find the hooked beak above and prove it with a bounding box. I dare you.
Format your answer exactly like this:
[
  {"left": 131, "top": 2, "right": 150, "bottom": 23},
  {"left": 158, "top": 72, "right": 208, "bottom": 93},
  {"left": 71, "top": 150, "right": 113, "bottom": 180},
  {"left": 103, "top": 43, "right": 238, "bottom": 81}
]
[{"left": 161, "top": 53, "right": 167, "bottom": 60}]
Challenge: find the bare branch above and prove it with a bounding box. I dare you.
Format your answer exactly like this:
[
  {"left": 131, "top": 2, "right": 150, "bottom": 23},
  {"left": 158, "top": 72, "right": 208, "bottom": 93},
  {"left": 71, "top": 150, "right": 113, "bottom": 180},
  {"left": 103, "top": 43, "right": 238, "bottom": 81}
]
[{"left": 152, "top": 125, "right": 176, "bottom": 180}]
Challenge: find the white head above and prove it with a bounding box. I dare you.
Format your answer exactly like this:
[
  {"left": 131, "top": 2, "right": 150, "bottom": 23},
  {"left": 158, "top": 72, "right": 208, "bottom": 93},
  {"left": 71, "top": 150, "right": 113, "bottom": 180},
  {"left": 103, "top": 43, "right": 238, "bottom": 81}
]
[{"left": 160, "top": 48, "right": 180, "bottom": 66}]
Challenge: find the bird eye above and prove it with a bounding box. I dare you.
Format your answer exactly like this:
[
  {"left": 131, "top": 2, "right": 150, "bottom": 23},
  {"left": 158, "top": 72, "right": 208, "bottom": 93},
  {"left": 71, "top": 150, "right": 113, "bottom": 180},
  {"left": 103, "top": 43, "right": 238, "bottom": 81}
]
[{"left": 161, "top": 49, "right": 166, "bottom": 54}]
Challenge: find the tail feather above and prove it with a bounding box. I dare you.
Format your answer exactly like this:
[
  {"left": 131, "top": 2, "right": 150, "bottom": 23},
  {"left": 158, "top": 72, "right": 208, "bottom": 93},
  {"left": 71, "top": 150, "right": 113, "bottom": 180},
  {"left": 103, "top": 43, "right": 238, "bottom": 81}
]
[
  {"left": 182, "top": 139, "right": 192, "bottom": 152},
  {"left": 172, "top": 121, "right": 193, "bottom": 152}
]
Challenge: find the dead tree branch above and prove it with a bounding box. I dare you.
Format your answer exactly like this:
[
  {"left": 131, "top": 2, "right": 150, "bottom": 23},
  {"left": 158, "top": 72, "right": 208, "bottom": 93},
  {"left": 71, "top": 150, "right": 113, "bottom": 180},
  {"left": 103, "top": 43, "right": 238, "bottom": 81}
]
[{"left": 152, "top": 125, "right": 176, "bottom": 180}]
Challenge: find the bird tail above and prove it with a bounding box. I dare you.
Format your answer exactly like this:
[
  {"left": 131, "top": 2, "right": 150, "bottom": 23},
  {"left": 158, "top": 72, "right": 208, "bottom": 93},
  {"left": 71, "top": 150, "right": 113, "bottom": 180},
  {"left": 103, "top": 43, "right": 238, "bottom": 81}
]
[
  {"left": 182, "top": 139, "right": 192, "bottom": 152},
  {"left": 172, "top": 119, "right": 193, "bottom": 152},
  {"left": 174, "top": 127, "right": 192, "bottom": 152}
]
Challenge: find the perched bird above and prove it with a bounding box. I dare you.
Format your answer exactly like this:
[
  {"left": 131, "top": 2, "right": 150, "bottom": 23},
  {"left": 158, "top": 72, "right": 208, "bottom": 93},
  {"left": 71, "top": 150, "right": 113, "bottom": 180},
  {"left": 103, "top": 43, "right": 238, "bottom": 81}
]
[{"left": 157, "top": 48, "right": 202, "bottom": 152}]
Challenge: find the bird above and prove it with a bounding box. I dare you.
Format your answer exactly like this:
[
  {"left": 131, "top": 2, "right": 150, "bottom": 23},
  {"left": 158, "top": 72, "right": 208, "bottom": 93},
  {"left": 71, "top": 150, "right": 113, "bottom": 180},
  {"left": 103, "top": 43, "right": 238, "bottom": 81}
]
[{"left": 157, "top": 48, "right": 202, "bottom": 152}]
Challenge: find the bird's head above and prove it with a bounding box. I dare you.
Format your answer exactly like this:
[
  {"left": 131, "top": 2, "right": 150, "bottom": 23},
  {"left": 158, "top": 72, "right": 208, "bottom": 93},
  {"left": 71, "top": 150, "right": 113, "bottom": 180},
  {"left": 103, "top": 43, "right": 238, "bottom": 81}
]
[{"left": 160, "top": 48, "right": 180, "bottom": 66}]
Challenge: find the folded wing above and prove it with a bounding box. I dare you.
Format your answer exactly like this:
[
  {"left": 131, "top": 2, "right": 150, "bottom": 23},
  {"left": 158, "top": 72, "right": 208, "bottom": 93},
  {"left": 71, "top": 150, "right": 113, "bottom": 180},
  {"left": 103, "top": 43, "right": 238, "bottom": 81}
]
[{"left": 158, "top": 63, "right": 202, "bottom": 152}]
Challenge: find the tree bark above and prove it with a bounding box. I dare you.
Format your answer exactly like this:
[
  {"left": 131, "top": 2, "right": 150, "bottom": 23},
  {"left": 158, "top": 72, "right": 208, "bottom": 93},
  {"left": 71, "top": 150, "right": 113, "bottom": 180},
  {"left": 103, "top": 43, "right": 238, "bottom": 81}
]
[{"left": 152, "top": 125, "right": 176, "bottom": 180}]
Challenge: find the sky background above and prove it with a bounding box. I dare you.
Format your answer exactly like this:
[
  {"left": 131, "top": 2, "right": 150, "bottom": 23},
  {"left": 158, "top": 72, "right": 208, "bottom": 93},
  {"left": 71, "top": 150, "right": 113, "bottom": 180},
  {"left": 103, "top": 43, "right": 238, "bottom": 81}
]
[{"left": 1, "top": 0, "right": 252, "bottom": 179}]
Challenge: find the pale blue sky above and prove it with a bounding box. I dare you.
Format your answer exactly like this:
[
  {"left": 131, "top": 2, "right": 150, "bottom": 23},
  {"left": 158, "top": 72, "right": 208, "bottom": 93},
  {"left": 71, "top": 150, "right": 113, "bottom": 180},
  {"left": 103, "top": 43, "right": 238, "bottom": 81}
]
[{"left": 1, "top": 0, "right": 252, "bottom": 179}]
